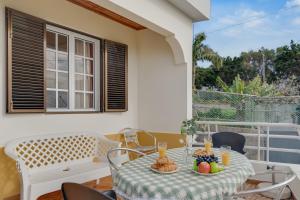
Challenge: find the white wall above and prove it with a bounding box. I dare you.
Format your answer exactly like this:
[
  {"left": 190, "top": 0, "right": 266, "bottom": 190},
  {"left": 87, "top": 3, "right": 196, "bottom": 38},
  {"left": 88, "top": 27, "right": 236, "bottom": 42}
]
[
  {"left": 137, "top": 30, "right": 187, "bottom": 132},
  {"left": 0, "top": 0, "right": 201, "bottom": 144},
  {"left": 0, "top": 0, "right": 140, "bottom": 145},
  {"left": 92, "top": 0, "right": 196, "bottom": 119}
]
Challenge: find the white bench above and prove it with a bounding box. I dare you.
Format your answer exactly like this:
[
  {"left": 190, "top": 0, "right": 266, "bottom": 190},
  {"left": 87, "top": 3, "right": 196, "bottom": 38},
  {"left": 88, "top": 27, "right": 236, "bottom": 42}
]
[{"left": 5, "top": 132, "right": 121, "bottom": 200}]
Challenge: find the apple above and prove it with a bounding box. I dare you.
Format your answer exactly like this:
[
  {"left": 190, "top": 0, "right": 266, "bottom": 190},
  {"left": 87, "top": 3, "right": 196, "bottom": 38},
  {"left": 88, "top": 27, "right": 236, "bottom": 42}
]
[
  {"left": 198, "top": 162, "right": 210, "bottom": 173},
  {"left": 210, "top": 162, "right": 219, "bottom": 173}
]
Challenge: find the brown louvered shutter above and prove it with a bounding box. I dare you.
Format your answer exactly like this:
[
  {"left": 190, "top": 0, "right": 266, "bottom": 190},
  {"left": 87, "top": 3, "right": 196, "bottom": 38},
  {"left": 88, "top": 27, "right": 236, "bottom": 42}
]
[
  {"left": 6, "top": 8, "right": 45, "bottom": 113},
  {"left": 104, "top": 40, "right": 128, "bottom": 112}
]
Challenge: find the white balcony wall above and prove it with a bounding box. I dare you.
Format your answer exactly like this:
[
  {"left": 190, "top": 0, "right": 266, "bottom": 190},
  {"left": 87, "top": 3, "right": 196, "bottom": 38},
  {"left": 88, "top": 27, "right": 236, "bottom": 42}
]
[
  {"left": 0, "top": 0, "right": 140, "bottom": 145},
  {"left": 0, "top": 0, "right": 204, "bottom": 144},
  {"left": 137, "top": 30, "right": 187, "bottom": 132},
  {"left": 92, "top": 0, "right": 196, "bottom": 120}
]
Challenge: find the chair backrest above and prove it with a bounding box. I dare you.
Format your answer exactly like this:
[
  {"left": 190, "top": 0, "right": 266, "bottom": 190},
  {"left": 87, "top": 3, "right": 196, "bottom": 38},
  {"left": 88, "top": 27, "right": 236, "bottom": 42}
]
[
  {"left": 120, "top": 128, "right": 140, "bottom": 147},
  {"left": 62, "top": 183, "right": 114, "bottom": 200},
  {"left": 120, "top": 128, "right": 157, "bottom": 149},
  {"left": 106, "top": 148, "right": 145, "bottom": 182},
  {"left": 107, "top": 148, "right": 146, "bottom": 170},
  {"left": 212, "top": 132, "right": 246, "bottom": 154},
  {"left": 5, "top": 132, "right": 99, "bottom": 170}
]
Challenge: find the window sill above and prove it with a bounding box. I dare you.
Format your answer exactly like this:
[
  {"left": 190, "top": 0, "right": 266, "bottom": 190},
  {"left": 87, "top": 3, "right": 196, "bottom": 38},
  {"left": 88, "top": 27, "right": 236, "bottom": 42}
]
[{"left": 46, "top": 110, "right": 101, "bottom": 114}]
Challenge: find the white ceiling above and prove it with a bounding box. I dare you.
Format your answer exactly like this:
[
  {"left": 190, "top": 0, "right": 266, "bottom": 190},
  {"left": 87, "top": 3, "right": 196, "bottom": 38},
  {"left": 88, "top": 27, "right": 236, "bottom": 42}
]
[{"left": 167, "top": 0, "right": 211, "bottom": 22}]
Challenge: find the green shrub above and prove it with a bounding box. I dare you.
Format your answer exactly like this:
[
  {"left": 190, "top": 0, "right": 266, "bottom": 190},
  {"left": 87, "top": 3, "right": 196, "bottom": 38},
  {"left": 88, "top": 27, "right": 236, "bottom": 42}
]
[{"left": 195, "top": 108, "right": 237, "bottom": 120}]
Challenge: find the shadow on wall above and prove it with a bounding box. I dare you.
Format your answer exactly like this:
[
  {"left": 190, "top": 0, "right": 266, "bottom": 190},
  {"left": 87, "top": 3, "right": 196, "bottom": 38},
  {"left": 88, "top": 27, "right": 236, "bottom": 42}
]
[
  {"left": 0, "top": 148, "right": 20, "bottom": 200},
  {"left": 138, "top": 132, "right": 185, "bottom": 149},
  {"left": 106, "top": 132, "right": 185, "bottom": 149}
]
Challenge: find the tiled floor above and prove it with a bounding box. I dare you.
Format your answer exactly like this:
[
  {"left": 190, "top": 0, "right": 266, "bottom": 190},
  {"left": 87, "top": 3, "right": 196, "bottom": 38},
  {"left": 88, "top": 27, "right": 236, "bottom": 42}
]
[{"left": 239, "top": 182, "right": 272, "bottom": 200}]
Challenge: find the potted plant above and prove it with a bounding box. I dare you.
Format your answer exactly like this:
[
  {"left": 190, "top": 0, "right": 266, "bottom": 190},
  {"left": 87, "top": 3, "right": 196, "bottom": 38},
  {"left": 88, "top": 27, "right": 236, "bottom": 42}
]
[{"left": 181, "top": 118, "right": 197, "bottom": 150}]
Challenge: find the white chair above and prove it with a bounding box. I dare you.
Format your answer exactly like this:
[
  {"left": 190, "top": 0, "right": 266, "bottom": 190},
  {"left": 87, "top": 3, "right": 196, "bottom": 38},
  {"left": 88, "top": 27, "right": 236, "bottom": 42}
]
[
  {"left": 233, "top": 167, "right": 297, "bottom": 200},
  {"left": 106, "top": 148, "right": 145, "bottom": 182},
  {"left": 120, "top": 128, "right": 156, "bottom": 153}
]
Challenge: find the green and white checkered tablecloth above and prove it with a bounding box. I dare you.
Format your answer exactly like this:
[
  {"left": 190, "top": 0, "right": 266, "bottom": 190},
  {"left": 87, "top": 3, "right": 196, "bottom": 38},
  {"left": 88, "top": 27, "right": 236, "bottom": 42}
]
[{"left": 114, "top": 148, "right": 255, "bottom": 200}]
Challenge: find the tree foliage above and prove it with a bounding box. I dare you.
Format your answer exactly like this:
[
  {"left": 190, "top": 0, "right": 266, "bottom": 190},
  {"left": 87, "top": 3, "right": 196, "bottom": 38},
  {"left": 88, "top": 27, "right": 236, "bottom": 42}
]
[
  {"left": 274, "top": 40, "right": 300, "bottom": 79},
  {"left": 216, "top": 75, "right": 279, "bottom": 96},
  {"left": 195, "top": 40, "right": 300, "bottom": 96},
  {"left": 274, "top": 76, "right": 300, "bottom": 96},
  {"left": 193, "top": 33, "right": 222, "bottom": 89}
]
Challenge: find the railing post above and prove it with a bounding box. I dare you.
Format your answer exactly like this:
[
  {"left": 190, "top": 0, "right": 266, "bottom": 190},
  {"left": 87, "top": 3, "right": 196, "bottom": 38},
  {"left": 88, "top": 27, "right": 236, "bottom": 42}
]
[
  {"left": 266, "top": 126, "right": 270, "bottom": 162},
  {"left": 258, "top": 126, "right": 261, "bottom": 160},
  {"left": 215, "top": 124, "right": 219, "bottom": 132}
]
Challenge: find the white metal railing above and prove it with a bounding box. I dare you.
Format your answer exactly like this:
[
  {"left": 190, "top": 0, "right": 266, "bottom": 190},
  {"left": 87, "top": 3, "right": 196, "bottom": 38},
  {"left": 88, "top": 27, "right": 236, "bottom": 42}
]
[{"left": 195, "top": 121, "right": 300, "bottom": 163}]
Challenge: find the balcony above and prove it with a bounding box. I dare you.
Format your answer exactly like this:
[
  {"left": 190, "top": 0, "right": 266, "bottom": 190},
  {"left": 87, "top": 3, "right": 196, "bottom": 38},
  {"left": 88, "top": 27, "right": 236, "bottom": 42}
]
[{"left": 0, "top": 0, "right": 300, "bottom": 200}]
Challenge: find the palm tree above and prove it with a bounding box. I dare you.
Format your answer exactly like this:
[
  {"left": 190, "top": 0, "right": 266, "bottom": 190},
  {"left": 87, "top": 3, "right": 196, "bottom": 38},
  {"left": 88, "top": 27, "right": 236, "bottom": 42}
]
[
  {"left": 216, "top": 75, "right": 279, "bottom": 96},
  {"left": 216, "top": 74, "right": 279, "bottom": 121},
  {"left": 193, "top": 32, "right": 222, "bottom": 90}
]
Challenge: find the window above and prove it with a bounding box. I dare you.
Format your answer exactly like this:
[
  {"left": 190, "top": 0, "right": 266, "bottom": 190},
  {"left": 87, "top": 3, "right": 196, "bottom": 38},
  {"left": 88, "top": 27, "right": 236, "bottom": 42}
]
[
  {"left": 74, "top": 39, "right": 94, "bottom": 109},
  {"left": 46, "top": 25, "right": 100, "bottom": 112},
  {"left": 46, "top": 31, "right": 69, "bottom": 109},
  {"left": 6, "top": 8, "right": 127, "bottom": 114}
]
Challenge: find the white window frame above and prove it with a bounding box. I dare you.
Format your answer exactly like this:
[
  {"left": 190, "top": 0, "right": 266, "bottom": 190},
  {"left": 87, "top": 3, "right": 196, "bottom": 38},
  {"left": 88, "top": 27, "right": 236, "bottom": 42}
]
[
  {"left": 46, "top": 31, "right": 70, "bottom": 110},
  {"left": 46, "top": 25, "right": 100, "bottom": 112}
]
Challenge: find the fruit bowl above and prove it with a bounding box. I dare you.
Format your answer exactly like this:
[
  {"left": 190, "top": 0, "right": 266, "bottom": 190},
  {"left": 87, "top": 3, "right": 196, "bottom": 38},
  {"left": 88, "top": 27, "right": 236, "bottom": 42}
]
[
  {"left": 191, "top": 168, "right": 224, "bottom": 176},
  {"left": 191, "top": 149, "right": 224, "bottom": 175}
]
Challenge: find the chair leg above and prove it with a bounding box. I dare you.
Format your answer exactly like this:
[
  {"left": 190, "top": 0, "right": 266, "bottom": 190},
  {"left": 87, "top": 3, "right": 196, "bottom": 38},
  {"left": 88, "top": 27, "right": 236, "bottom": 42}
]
[
  {"left": 27, "top": 191, "right": 40, "bottom": 200},
  {"left": 30, "top": 194, "right": 40, "bottom": 200},
  {"left": 223, "top": 195, "right": 234, "bottom": 200},
  {"left": 20, "top": 184, "right": 30, "bottom": 200},
  {"left": 275, "top": 185, "right": 286, "bottom": 200}
]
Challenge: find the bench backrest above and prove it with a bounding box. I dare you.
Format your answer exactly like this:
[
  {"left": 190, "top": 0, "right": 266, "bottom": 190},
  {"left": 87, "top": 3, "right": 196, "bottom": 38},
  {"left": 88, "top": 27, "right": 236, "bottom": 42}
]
[{"left": 5, "top": 132, "right": 100, "bottom": 169}]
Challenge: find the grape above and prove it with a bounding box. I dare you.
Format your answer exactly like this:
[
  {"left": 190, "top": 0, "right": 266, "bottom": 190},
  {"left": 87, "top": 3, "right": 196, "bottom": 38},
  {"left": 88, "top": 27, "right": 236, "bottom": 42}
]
[
  {"left": 196, "top": 157, "right": 203, "bottom": 165},
  {"left": 213, "top": 157, "right": 218, "bottom": 163}
]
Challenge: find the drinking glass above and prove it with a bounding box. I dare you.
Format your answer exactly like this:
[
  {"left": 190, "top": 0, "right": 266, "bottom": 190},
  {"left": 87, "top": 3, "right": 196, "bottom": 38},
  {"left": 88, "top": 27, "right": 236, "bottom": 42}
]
[
  {"left": 221, "top": 145, "right": 231, "bottom": 166},
  {"left": 204, "top": 136, "right": 212, "bottom": 152},
  {"left": 158, "top": 142, "right": 167, "bottom": 158}
]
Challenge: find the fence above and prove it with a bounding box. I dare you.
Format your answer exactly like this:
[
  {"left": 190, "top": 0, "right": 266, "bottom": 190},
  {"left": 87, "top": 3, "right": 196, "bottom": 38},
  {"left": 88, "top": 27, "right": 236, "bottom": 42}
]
[
  {"left": 194, "top": 121, "right": 300, "bottom": 164},
  {"left": 193, "top": 90, "right": 300, "bottom": 124}
]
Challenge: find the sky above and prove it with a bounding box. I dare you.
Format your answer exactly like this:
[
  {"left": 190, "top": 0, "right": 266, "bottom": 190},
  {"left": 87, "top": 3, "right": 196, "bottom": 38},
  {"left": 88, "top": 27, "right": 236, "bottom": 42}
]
[{"left": 194, "top": 0, "right": 300, "bottom": 59}]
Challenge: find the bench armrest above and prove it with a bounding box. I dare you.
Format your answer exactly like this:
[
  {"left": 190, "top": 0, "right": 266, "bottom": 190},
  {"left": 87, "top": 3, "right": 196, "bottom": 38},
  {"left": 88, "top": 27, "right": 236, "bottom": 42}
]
[{"left": 97, "top": 136, "right": 122, "bottom": 158}]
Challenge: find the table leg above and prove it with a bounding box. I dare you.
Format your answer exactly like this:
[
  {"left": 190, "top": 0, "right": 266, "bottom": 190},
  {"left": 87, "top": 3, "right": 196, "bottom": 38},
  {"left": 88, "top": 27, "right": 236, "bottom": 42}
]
[{"left": 223, "top": 195, "right": 234, "bottom": 200}]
